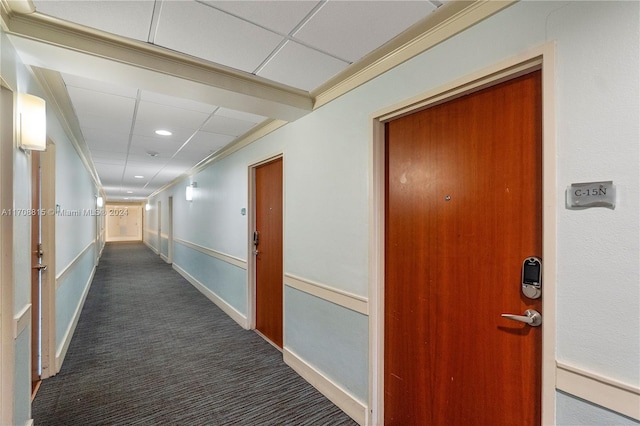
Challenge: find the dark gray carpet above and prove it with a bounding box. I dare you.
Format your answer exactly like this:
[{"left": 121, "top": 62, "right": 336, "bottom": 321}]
[{"left": 32, "top": 242, "right": 358, "bottom": 426}]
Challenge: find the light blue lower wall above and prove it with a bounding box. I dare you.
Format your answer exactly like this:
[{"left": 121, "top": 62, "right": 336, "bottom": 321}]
[
  {"left": 173, "top": 242, "right": 247, "bottom": 315},
  {"left": 14, "top": 328, "right": 30, "bottom": 426},
  {"left": 55, "top": 244, "right": 96, "bottom": 349},
  {"left": 557, "top": 391, "right": 639, "bottom": 425},
  {"left": 284, "top": 286, "right": 368, "bottom": 403},
  {"left": 161, "top": 236, "right": 168, "bottom": 258}
]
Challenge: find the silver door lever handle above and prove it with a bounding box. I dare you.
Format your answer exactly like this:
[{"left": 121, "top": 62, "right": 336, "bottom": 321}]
[{"left": 501, "top": 309, "right": 542, "bottom": 327}]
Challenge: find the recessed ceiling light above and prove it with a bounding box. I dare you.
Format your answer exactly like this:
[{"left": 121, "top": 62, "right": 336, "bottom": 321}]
[
  {"left": 134, "top": 175, "right": 144, "bottom": 179},
  {"left": 155, "top": 129, "right": 172, "bottom": 136},
  {"left": 127, "top": 191, "right": 133, "bottom": 194}
]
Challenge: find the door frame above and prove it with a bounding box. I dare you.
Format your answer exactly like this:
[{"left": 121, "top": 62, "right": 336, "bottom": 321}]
[
  {"left": 1, "top": 82, "right": 16, "bottom": 425},
  {"left": 157, "top": 200, "right": 161, "bottom": 255},
  {"left": 38, "top": 141, "right": 56, "bottom": 380},
  {"left": 369, "top": 43, "right": 557, "bottom": 425},
  {"left": 247, "top": 153, "right": 284, "bottom": 335},
  {"left": 167, "top": 196, "right": 173, "bottom": 263}
]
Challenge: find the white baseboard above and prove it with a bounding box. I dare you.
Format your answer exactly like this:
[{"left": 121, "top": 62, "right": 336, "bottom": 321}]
[
  {"left": 283, "top": 348, "right": 367, "bottom": 426},
  {"left": 56, "top": 266, "right": 95, "bottom": 373},
  {"left": 556, "top": 362, "right": 640, "bottom": 421},
  {"left": 172, "top": 263, "right": 248, "bottom": 330},
  {"left": 143, "top": 240, "right": 159, "bottom": 254},
  {"left": 160, "top": 253, "right": 170, "bottom": 263}
]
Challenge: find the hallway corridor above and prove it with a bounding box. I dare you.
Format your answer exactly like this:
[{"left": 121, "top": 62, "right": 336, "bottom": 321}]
[{"left": 32, "top": 243, "right": 357, "bottom": 425}]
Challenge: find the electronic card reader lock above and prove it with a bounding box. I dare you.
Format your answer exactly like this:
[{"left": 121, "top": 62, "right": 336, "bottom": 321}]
[{"left": 521, "top": 257, "right": 542, "bottom": 299}]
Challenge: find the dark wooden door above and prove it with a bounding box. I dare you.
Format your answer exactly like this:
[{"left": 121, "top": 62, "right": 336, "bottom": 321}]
[
  {"left": 384, "top": 71, "right": 542, "bottom": 425},
  {"left": 255, "top": 157, "right": 283, "bottom": 348}
]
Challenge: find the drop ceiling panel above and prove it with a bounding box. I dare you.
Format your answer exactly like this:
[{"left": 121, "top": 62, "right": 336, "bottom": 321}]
[
  {"left": 201, "top": 115, "right": 258, "bottom": 137},
  {"left": 173, "top": 151, "right": 209, "bottom": 164},
  {"left": 294, "top": 0, "right": 437, "bottom": 62},
  {"left": 77, "top": 114, "right": 133, "bottom": 135},
  {"left": 154, "top": 1, "right": 285, "bottom": 73},
  {"left": 258, "top": 41, "right": 349, "bottom": 91},
  {"left": 33, "top": 1, "right": 155, "bottom": 42},
  {"left": 129, "top": 136, "right": 178, "bottom": 161},
  {"left": 135, "top": 100, "right": 211, "bottom": 131},
  {"left": 216, "top": 107, "right": 266, "bottom": 124},
  {"left": 67, "top": 86, "right": 136, "bottom": 121},
  {"left": 140, "top": 90, "right": 217, "bottom": 114},
  {"left": 164, "top": 157, "right": 201, "bottom": 171},
  {"left": 206, "top": 1, "right": 320, "bottom": 35},
  {"left": 93, "top": 163, "right": 124, "bottom": 180},
  {"left": 63, "top": 74, "right": 139, "bottom": 99},
  {"left": 184, "top": 131, "right": 235, "bottom": 154},
  {"left": 81, "top": 127, "right": 130, "bottom": 153},
  {"left": 91, "top": 150, "right": 128, "bottom": 165},
  {"left": 121, "top": 165, "right": 158, "bottom": 177},
  {"left": 171, "top": 135, "right": 232, "bottom": 164},
  {"left": 154, "top": 166, "right": 189, "bottom": 179}
]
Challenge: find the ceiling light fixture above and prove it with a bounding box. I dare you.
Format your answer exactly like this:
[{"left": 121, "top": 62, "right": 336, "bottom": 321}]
[
  {"left": 185, "top": 182, "right": 197, "bottom": 202},
  {"left": 134, "top": 175, "right": 144, "bottom": 179},
  {"left": 155, "top": 129, "right": 172, "bottom": 136},
  {"left": 17, "top": 93, "right": 47, "bottom": 151}
]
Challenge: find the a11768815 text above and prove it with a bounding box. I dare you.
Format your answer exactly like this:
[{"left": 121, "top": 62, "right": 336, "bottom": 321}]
[{"left": 1, "top": 208, "right": 128, "bottom": 217}]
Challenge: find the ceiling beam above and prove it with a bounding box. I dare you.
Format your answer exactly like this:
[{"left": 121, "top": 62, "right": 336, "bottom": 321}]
[{"left": 4, "top": 11, "right": 313, "bottom": 121}]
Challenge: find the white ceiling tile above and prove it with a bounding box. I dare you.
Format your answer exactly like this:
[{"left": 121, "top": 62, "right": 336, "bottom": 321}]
[
  {"left": 78, "top": 114, "right": 133, "bottom": 135},
  {"left": 174, "top": 152, "right": 207, "bottom": 164},
  {"left": 33, "top": 1, "right": 155, "bottom": 42},
  {"left": 176, "top": 131, "right": 234, "bottom": 161},
  {"left": 140, "top": 90, "right": 218, "bottom": 114},
  {"left": 63, "top": 73, "right": 139, "bottom": 98},
  {"left": 122, "top": 164, "right": 163, "bottom": 184},
  {"left": 93, "top": 163, "right": 124, "bottom": 181},
  {"left": 215, "top": 107, "right": 266, "bottom": 124},
  {"left": 187, "top": 131, "right": 235, "bottom": 152},
  {"left": 68, "top": 86, "right": 136, "bottom": 121},
  {"left": 154, "top": 1, "right": 285, "bottom": 73},
  {"left": 154, "top": 166, "right": 189, "bottom": 179},
  {"left": 205, "top": 1, "right": 320, "bottom": 35},
  {"left": 257, "top": 41, "right": 349, "bottom": 92},
  {"left": 201, "top": 115, "right": 257, "bottom": 137},
  {"left": 135, "top": 100, "right": 211, "bottom": 131},
  {"left": 131, "top": 122, "right": 194, "bottom": 144},
  {"left": 126, "top": 154, "right": 170, "bottom": 165},
  {"left": 82, "top": 127, "right": 130, "bottom": 152},
  {"left": 91, "top": 150, "right": 128, "bottom": 164},
  {"left": 128, "top": 138, "right": 176, "bottom": 160},
  {"left": 165, "top": 157, "right": 199, "bottom": 168},
  {"left": 293, "top": 0, "right": 437, "bottom": 62}
]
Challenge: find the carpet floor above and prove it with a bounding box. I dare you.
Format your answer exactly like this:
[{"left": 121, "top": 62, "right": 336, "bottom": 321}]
[{"left": 32, "top": 242, "right": 358, "bottom": 426}]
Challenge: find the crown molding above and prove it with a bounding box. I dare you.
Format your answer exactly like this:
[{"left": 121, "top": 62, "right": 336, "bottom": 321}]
[
  {"left": 30, "top": 66, "right": 103, "bottom": 189},
  {"left": 312, "top": 1, "right": 517, "bottom": 109}
]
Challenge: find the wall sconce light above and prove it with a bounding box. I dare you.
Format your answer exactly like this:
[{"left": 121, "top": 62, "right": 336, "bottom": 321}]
[
  {"left": 145, "top": 203, "right": 151, "bottom": 211},
  {"left": 17, "top": 93, "right": 46, "bottom": 151},
  {"left": 185, "top": 182, "right": 197, "bottom": 201},
  {"left": 96, "top": 196, "right": 104, "bottom": 208}
]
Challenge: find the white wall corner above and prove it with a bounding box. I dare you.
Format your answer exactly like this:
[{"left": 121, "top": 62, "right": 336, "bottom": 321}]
[
  {"left": 172, "top": 263, "right": 248, "bottom": 330},
  {"left": 56, "top": 266, "right": 95, "bottom": 372},
  {"left": 283, "top": 348, "right": 367, "bottom": 426}
]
